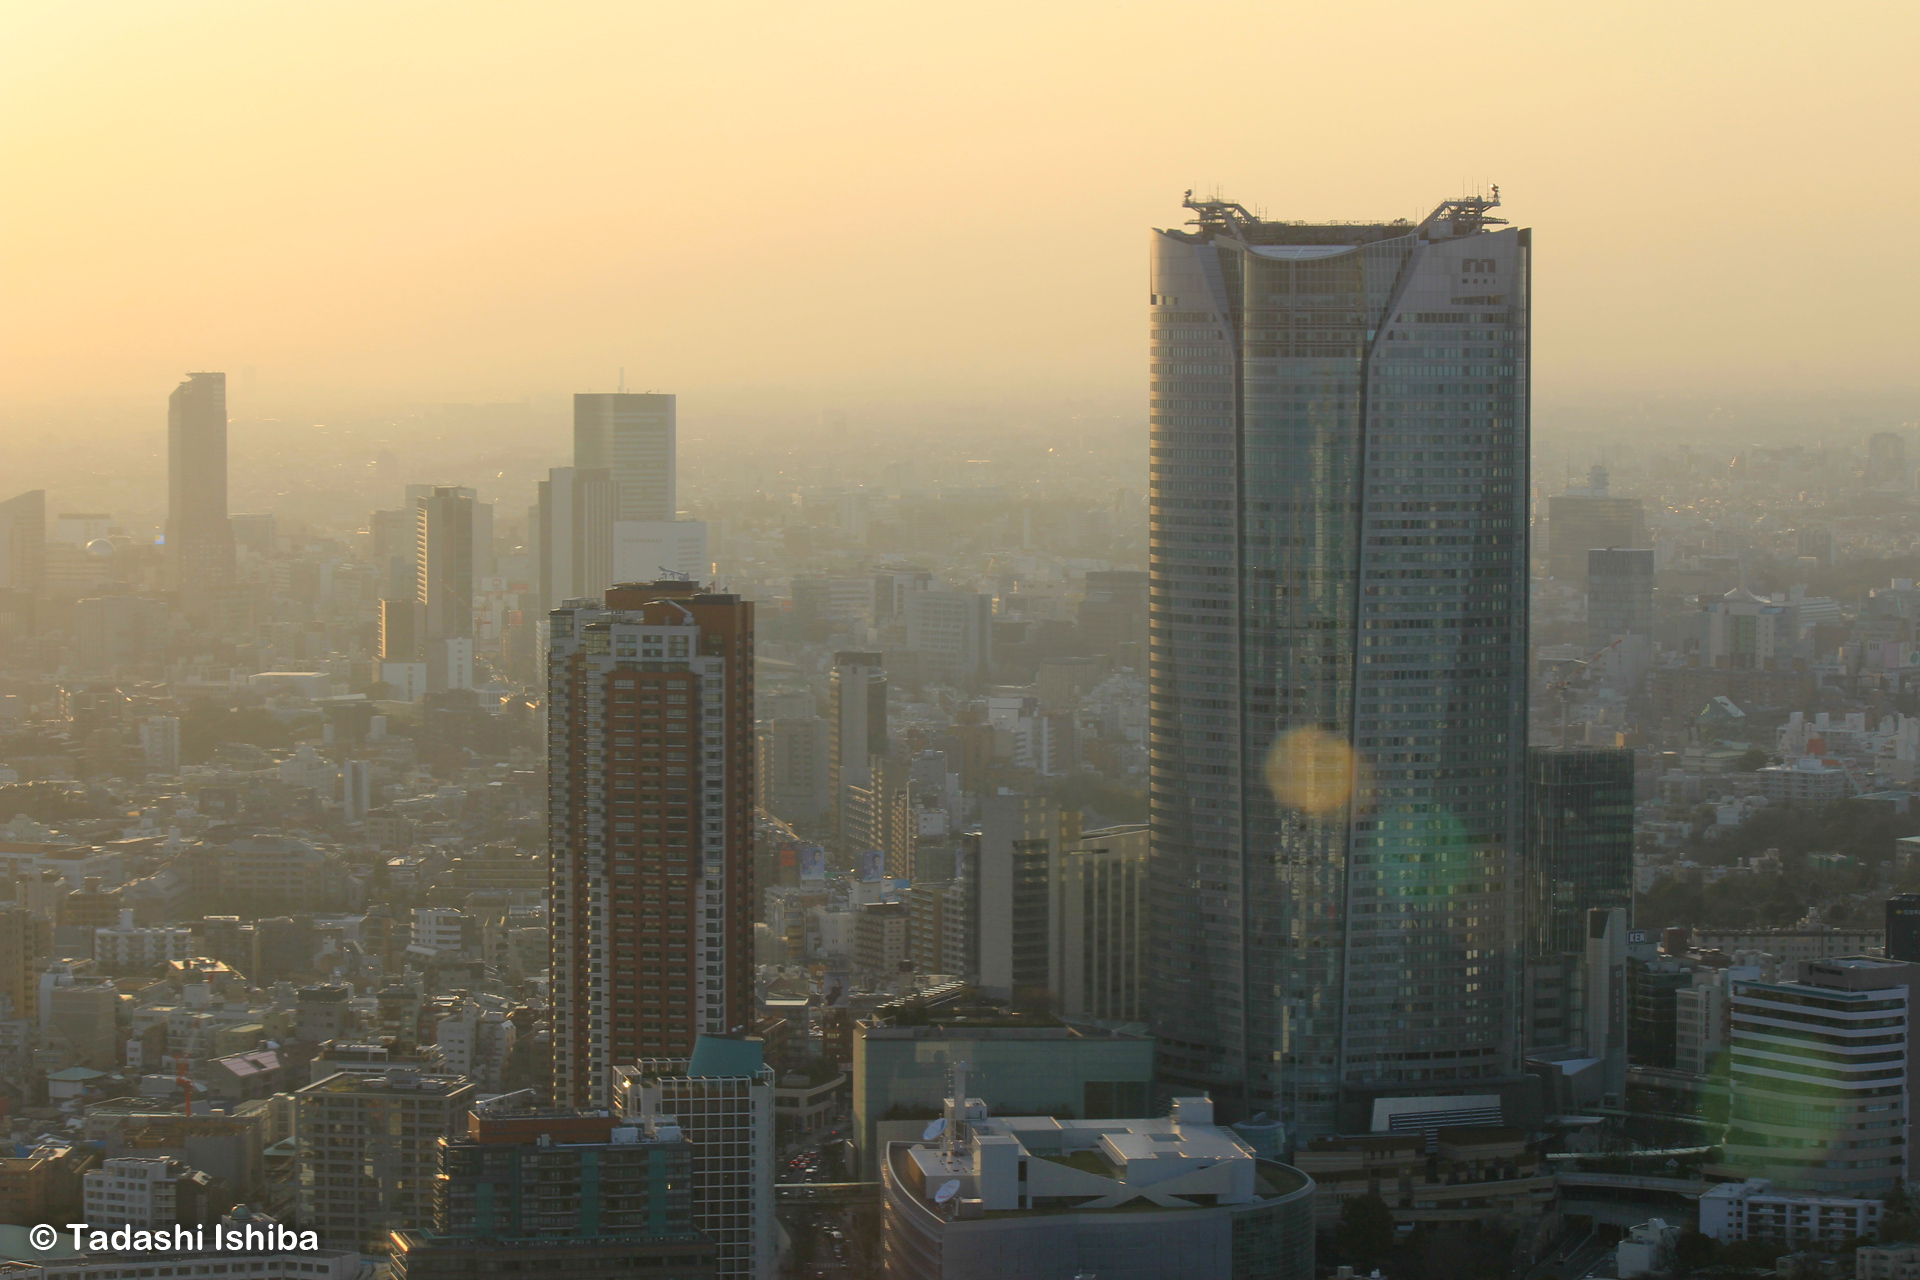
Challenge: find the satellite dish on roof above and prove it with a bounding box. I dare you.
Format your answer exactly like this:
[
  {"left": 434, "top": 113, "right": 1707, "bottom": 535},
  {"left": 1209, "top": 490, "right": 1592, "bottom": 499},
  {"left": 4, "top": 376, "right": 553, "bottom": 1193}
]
[
  {"left": 934, "top": 1179, "right": 961, "bottom": 1205},
  {"left": 922, "top": 1118, "right": 946, "bottom": 1141}
]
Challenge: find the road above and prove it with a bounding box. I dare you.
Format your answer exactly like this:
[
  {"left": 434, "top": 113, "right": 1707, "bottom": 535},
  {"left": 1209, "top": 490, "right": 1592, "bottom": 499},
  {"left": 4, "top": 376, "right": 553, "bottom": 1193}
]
[{"left": 779, "top": 1125, "right": 875, "bottom": 1279}]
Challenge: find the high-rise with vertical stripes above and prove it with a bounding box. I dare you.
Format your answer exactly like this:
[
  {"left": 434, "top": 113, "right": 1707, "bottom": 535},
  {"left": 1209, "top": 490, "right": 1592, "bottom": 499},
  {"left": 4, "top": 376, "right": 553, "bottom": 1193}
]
[
  {"left": 575, "top": 393, "right": 677, "bottom": 521},
  {"left": 1147, "top": 192, "right": 1530, "bottom": 1136},
  {"left": 547, "top": 581, "right": 757, "bottom": 1107}
]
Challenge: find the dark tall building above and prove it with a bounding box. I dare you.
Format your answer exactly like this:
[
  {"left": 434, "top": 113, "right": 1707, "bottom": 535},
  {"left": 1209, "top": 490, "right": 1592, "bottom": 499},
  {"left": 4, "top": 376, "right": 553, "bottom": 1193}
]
[
  {"left": 415, "top": 487, "right": 475, "bottom": 692},
  {"left": 415, "top": 487, "right": 475, "bottom": 643},
  {"left": 1525, "top": 747, "right": 1635, "bottom": 958},
  {"left": 1628, "top": 958, "right": 1689, "bottom": 1070},
  {"left": 166, "top": 372, "right": 235, "bottom": 598},
  {"left": 1546, "top": 465, "right": 1646, "bottom": 584},
  {"left": 1586, "top": 548, "right": 1655, "bottom": 652},
  {"left": 1076, "top": 569, "right": 1148, "bottom": 663},
  {"left": 1147, "top": 191, "right": 1531, "bottom": 1134},
  {"left": 371, "top": 506, "right": 418, "bottom": 596},
  {"left": 1888, "top": 894, "right": 1920, "bottom": 963},
  {"left": 380, "top": 597, "right": 426, "bottom": 662},
  {"left": 978, "top": 792, "right": 1072, "bottom": 1007},
  {"left": 547, "top": 583, "right": 756, "bottom": 1107}
]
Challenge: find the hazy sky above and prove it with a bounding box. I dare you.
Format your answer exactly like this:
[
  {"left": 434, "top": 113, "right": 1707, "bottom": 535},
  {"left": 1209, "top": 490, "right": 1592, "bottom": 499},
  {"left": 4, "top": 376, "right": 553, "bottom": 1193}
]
[{"left": 4, "top": 0, "right": 1916, "bottom": 422}]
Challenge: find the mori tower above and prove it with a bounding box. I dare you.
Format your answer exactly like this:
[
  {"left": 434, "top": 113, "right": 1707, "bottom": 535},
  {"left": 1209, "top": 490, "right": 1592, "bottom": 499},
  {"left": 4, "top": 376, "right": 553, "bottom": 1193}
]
[{"left": 1147, "top": 193, "right": 1530, "bottom": 1136}]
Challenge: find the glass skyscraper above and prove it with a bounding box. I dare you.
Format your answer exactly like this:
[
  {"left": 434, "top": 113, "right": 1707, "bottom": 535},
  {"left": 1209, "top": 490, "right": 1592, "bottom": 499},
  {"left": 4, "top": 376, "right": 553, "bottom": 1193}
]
[
  {"left": 1525, "top": 746, "right": 1634, "bottom": 958},
  {"left": 1147, "top": 193, "right": 1530, "bottom": 1135}
]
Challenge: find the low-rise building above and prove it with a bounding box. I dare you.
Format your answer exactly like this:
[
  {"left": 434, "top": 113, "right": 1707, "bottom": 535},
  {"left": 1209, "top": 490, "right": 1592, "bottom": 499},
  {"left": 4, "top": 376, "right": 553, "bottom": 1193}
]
[
  {"left": 82, "top": 1155, "right": 226, "bottom": 1228},
  {"left": 388, "top": 1100, "right": 713, "bottom": 1280},
  {"left": 1698, "top": 1178, "right": 1882, "bottom": 1247},
  {"left": 0, "top": 1140, "right": 96, "bottom": 1224},
  {"left": 203, "top": 1048, "right": 286, "bottom": 1102},
  {"left": 434, "top": 1003, "right": 516, "bottom": 1091},
  {"left": 92, "top": 909, "right": 198, "bottom": 972},
  {"left": 1616, "top": 1218, "right": 1680, "bottom": 1279},
  {"left": 294, "top": 1069, "right": 476, "bottom": 1251},
  {"left": 1689, "top": 926, "right": 1885, "bottom": 970},
  {"left": 854, "top": 1011, "right": 1155, "bottom": 1178},
  {"left": 0, "top": 1248, "right": 359, "bottom": 1280},
  {"left": 1291, "top": 1127, "right": 1554, "bottom": 1231},
  {"left": 773, "top": 1070, "right": 844, "bottom": 1139},
  {"left": 880, "top": 1080, "right": 1313, "bottom": 1280},
  {"left": 1755, "top": 756, "right": 1852, "bottom": 802},
  {"left": 1858, "top": 1244, "right": 1920, "bottom": 1280}
]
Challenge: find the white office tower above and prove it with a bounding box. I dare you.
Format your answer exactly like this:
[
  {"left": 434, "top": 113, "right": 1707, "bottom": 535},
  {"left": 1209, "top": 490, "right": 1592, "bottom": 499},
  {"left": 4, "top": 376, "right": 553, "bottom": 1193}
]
[
  {"left": 536, "top": 466, "right": 616, "bottom": 614},
  {"left": 1715, "top": 956, "right": 1917, "bottom": 1196},
  {"left": 613, "top": 518, "right": 709, "bottom": 583},
  {"left": 616, "top": 1036, "right": 776, "bottom": 1280},
  {"left": 84, "top": 1156, "right": 195, "bottom": 1228},
  {"left": 575, "top": 393, "right": 677, "bottom": 521},
  {"left": 342, "top": 759, "right": 373, "bottom": 824},
  {"left": 139, "top": 716, "right": 180, "bottom": 774}
]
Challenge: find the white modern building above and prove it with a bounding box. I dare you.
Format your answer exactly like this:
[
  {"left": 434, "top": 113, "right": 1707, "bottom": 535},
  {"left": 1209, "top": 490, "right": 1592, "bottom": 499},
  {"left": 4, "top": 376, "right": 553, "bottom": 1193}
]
[
  {"left": 379, "top": 660, "right": 428, "bottom": 702},
  {"left": 93, "top": 910, "right": 196, "bottom": 971},
  {"left": 434, "top": 1002, "right": 516, "bottom": 1092},
  {"left": 880, "top": 1073, "right": 1314, "bottom": 1280},
  {"left": 905, "top": 591, "right": 992, "bottom": 686},
  {"left": 83, "top": 1156, "right": 195, "bottom": 1228},
  {"left": 1698, "top": 1179, "right": 1883, "bottom": 1247},
  {"left": 139, "top": 715, "right": 180, "bottom": 774},
  {"left": 1755, "top": 755, "right": 1853, "bottom": 803},
  {"left": 410, "top": 906, "right": 469, "bottom": 955},
  {"left": 1615, "top": 1218, "right": 1680, "bottom": 1278},
  {"left": 612, "top": 519, "right": 708, "bottom": 584},
  {"left": 1857, "top": 1244, "right": 1920, "bottom": 1280},
  {"left": 616, "top": 1037, "right": 776, "bottom": 1280},
  {"left": 1712, "top": 957, "right": 1916, "bottom": 1197}
]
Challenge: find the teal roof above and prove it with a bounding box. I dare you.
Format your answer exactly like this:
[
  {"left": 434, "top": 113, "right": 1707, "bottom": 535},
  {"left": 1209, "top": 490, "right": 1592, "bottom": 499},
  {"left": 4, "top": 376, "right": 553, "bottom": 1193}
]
[
  {"left": 46, "top": 1067, "right": 107, "bottom": 1082},
  {"left": 687, "top": 1035, "right": 764, "bottom": 1078}
]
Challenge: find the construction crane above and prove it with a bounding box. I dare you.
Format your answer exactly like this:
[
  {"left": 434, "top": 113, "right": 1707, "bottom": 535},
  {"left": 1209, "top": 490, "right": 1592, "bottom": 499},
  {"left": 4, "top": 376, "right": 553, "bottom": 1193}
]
[{"left": 1543, "top": 636, "right": 1625, "bottom": 748}]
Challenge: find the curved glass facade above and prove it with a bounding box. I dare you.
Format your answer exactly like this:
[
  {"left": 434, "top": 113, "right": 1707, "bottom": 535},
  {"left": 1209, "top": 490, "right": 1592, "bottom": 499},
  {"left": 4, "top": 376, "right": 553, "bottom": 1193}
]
[{"left": 1148, "top": 197, "right": 1530, "bottom": 1136}]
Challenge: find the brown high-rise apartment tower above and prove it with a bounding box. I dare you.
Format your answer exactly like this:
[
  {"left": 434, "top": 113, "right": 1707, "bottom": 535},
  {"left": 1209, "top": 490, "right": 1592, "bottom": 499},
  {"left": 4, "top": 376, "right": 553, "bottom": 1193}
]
[{"left": 546, "top": 582, "right": 755, "bottom": 1107}]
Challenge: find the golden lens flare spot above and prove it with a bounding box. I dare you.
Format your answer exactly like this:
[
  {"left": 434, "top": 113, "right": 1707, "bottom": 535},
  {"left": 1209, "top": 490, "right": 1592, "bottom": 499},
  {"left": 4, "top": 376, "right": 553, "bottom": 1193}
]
[{"left": 1265, "top": 727, "right": 1368, "bottom": 816}]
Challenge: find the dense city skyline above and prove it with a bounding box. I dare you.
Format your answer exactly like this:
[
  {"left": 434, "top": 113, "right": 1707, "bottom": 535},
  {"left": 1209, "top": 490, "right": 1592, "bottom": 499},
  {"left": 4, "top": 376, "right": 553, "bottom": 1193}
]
[{"left": 5, "top": 6, "right": 1920, "bottom": 1277}]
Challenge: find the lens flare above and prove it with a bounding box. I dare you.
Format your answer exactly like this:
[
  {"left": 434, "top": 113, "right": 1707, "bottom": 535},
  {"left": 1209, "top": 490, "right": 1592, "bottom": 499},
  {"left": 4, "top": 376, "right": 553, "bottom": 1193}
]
[{"left": 1264, "top": 727, "right": 1367, "bottom": 816}]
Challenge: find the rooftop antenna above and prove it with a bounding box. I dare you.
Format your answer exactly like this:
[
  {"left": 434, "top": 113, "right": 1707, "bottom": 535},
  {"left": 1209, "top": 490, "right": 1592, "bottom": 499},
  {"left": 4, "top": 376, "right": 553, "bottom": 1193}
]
[
  {"left": 658, "top": 566, "right": 691, "bottom": 581},
  {"left": 618, "top": 367, "right": 627, "bottom": 393},
  {"left": 1182, "top": 189, "right": 1256, "bottom": 232}
]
